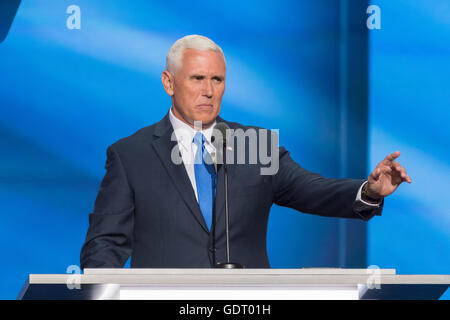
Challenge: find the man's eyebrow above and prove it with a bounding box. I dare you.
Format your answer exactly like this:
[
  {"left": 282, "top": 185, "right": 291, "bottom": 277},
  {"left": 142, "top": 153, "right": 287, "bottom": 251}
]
[
  {"left": 190, "top": 74, "right": 205, "bottom": 79},
  {"left": 189, "top": 74, "right": 225, "bottom": 80}
]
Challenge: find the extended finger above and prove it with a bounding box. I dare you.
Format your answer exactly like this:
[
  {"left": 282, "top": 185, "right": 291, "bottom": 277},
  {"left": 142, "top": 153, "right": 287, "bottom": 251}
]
[
  {"left": 384, "top": 151, "right": 401, "bottom": 163},
  {"left": 392, "top": 161, "right": 402, "bottom": 172},
  {"left": 404, "top": 174, "right": 412, "bottom": 183},
  {"left": 394, "top": 164, "right": 412, "bottom": 183},
  {"left": 400, "top": 168, "right": 412, "bottom": 183},
  {"left": 392, "top": 162, "right": 407, "bottom": 176}
]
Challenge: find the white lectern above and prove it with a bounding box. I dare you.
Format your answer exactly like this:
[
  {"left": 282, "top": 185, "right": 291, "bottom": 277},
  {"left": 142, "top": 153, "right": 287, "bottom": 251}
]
[{"left": 18, "top": 268, "right": 449, "bottom": 300}]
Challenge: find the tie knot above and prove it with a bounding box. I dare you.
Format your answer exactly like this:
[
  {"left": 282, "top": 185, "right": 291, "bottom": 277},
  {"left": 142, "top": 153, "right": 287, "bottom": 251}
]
[{"left": 193, "top": 131, "right": 205, "bottom": 147}]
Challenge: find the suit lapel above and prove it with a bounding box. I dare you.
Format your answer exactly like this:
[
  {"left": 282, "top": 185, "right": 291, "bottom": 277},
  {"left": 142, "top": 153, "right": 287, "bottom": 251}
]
[{"left": 151, "top": 114, "right": 210, "bottom": 234}]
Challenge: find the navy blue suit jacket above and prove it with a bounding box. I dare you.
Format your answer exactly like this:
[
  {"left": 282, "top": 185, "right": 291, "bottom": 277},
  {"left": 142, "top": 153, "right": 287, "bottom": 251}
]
[{"left": 80, "top": 113, "right": 382, "bottom": 269}]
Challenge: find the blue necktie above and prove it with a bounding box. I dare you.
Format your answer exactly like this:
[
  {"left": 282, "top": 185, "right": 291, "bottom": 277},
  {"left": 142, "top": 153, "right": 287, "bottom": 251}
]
[{"left": 193, "top": 132, "right": 217, "bottom": 231}]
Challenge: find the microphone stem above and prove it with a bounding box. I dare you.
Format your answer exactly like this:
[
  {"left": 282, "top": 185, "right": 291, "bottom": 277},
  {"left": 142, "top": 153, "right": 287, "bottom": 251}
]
[{"left": 224, "top": 164, "right": 230, "bottom": 263}]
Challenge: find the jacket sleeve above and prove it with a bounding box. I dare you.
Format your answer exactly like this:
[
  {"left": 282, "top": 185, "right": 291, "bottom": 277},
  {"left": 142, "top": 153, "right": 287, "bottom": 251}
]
[
  {"left": 80, "top": 145, "right": 134, "bottom": 269},
  {"left": 272, "top": 147, "right": 382, "bottom": 221}
]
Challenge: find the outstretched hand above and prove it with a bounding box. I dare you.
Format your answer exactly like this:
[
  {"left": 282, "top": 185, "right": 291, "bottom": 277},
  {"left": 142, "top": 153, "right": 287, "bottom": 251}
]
[{"left": 365, "top": 151, "right": 412, "bottom": 199}]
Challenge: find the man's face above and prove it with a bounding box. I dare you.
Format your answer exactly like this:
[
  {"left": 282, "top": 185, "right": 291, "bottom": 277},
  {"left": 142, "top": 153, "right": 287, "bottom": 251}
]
[{"left": 163, "top": 49, "right": 226, "bottom": 128}]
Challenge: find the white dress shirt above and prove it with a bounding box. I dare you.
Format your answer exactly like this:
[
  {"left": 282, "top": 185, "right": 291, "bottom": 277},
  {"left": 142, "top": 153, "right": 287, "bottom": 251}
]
[
  {"left": 169, "top": 108, "right": 216, "bottom": 201},
  {"left": 169, "top": 108, "right": 380, "bottom": 210},
  {"left": 354, "top": 181, "right": 381, "bottom": 210}
]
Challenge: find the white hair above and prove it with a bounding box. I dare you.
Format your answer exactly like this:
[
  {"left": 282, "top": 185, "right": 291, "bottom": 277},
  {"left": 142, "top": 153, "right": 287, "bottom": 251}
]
[{"left": 166, "top": 34, "right": 226, "bottom": 75}]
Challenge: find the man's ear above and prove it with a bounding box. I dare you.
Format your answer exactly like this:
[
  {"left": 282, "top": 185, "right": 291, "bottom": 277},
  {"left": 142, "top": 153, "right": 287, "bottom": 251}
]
[{"left": 161, "top": 70, "right": 174, "bottom": 96}]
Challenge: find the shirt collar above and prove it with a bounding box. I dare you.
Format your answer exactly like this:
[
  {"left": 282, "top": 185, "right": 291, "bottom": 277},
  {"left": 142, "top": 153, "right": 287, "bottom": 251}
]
[{"left": 169, "top": 107, "right": 216, "bottom": 151}]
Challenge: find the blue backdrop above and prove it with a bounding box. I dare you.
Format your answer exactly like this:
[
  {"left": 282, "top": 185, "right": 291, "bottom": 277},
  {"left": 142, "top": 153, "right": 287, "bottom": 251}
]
[
  {"left": 367, "top": 0, "right": 450, "bottom": 279},
  {"left": 0, "top": 0, "right": 448, "bottom": 299}
]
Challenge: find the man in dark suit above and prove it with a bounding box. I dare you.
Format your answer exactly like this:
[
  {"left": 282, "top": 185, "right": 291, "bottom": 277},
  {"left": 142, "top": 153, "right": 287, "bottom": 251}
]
[{"left": 80, "top": 35, "right": 412, "bottom": 269}]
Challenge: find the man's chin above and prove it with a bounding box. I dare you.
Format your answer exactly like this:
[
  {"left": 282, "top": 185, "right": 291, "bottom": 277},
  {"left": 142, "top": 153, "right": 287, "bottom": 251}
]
[{"left": 193, "top": 116, "right": 217, "bottom": 129}]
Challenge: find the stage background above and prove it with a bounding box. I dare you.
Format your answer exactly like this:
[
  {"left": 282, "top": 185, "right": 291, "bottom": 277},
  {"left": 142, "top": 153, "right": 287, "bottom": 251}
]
[
  {"left": 367, "top": 0, "right": 450, "bottom": 289},
  {"left": 0, "top": 0, "right": 448, "bottom": 299}
]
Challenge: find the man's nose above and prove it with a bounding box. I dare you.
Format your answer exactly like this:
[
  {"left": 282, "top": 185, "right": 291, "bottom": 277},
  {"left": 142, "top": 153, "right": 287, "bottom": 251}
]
[{"left": 202, "top": 80, "right": 213, "bottom": 98}]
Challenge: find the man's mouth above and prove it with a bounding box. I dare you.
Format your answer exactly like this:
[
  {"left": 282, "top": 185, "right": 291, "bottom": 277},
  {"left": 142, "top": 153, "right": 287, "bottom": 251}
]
[{"left": 196, "top": 104, "right": 213, "bottom": 109}]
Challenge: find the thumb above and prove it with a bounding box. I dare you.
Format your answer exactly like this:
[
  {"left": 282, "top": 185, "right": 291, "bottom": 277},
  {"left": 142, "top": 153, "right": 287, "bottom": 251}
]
[{"left": 369, "top": 168, "right": 381, "bottom": 182}]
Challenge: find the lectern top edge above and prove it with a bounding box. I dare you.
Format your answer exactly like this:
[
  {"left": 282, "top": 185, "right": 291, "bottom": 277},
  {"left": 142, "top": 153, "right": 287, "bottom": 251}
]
[{"left": 82, "top": 268, "right": 397, "bottom": 275}]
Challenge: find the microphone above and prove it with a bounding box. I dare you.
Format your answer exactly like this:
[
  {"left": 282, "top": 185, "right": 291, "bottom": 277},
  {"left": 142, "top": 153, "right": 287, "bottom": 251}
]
[
  {"left": 211, "top": 122, "right": 228, "bottom": 167},
  {"left": 212, "top": 122, "right": 243, "bottom": 269}
]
